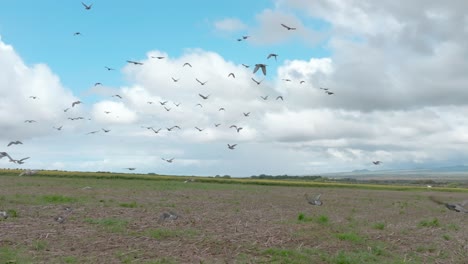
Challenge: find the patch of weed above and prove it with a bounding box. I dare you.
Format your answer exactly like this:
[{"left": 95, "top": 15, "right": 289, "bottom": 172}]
[{"left": 418, "top": 218, "right": 440, "bottom": 228}]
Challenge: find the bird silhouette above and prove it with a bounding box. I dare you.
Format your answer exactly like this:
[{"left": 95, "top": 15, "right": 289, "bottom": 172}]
[
  {"left": 196, "top": 78, "right": 208, "bottom": 85},
  {"left": 243, "top": 112, "right": 250, "bottom": 117},
  {"left": 372, "top": 161, "right": 382, "bottom": 165},
  {"left": 14, "top": 157, "right": 30, "bottom": 164},
  {"left": 159, "top": 101, "right": 168, "bottom": 105},
  {"left": 260, "top": 95, "right": 269, "bottom": 100},
  {"left": 64, "top": 108, "right": 70, "bottom": 112},
  {"left": 102, "top": 129, "right": 111, "bottom": 133},
  {"left": 72, "top": 101, "right": 82, "bottom": 107},
  {"left": 29, "top": 96, "right": 38, "bottom": 99},
  {"left": 24, "top": 120, "right": 36, "bottom": 123},
  {"left": 7, "top": 141, "right": 23, "bottom": 147},
  {"left": 162, "top": 157, "right": 175, "bottom": 163},
  {"left": 86, "top": 130, "right": 99, "bottom": 135},
  {"left": 325, "top": 91, "right": 334, "bottom": 95},
  {"left": 167, "top": 126, "right": 181, "bottom": 131},
  {"left": 195, "top": 103, "right": 203, "bottom": 108},
  {"left": 429, "top": 196, "right": 468, "bottom": 213},
  {"left": 171, "top": 77, "right": 180, "bottom": 82},
  {"left": 164, "top": 107, "right": 171, "bottom": 112},
  {"left": 199, "top": 94, "right": 210, "bottom": 100},
  {"left": 81, "top": 2, "right": 93, "bottom": 10},
  {"left": 0, "top": 152, "right": 14, "bottom": 162},
  {"left": 73, "top": 32, "right": 82, "bottom": 36},
  {"left": 281, "top": 23, "right": 296, "bottom": 30},
  {"left": 305, "top": 194, "right": 323, "bottom": 206},
  {"left": 276, "top": 96, "right": 284, "bottom": 101},
  {"left": 126, "top": 168, "right": 136, "bottom": 171},
  {"left": 94, "top": 82, "right": 102, "bottom": 86},
  {"left": 147, "top": 101, "right": 154, "bottom": 105},
  {"left": 267, "top": 53, "right": 278, "bottom": 61},
  {"left": 53, "top": 126, "right": 63, "bottom": 131},
  {"left": 183, "top": 62, "right": 192, "bottom": 67},
  {"left": 151, "top": 56, "right": 165, "bottom": 59},
  {"left": 127, "top": 60, "right": 144, "bottom": 65},
  {"left": 218, "top": 107, "right": 225, "bottom": 111},
  {"left": 195, "top": 127, "right": 204, "bottom": 132},
  {"left": 251, "top": 78, "right": 262, "bottom": 85},
  {"left": 215, "top": 123, "right": 221, "bottom": 127},
  {"left": 173, "top": 102, "right": 181, "bottom": 107},
  {"left": 253, "top": 64, "right": 267, "bottom": 75},
  {"left": 150, "top": 128, "right": 162, "bottom": 134},
  {"left": 300, "top": 80, "right": 305, "bottom": 84},
  {"left": 228, "top": 144, "right": 237, "bottom": 150},
  {"left": 282, "top": 78, "right": 291, "bottom": 82},
  {"left": 104, "top": 111, "right": 111, "bottom": 114},
  {"left": 320, "top": 87, "right": 329, "bottom": 91},
  {"left": 228, "top": 73, "right": 235, "bottom": 78},
  {"left": 104, "top": 66, "right": 115, "bottom": 71},
  {"left": 241, "top": 64, "right": 250, "bottom": 68}
]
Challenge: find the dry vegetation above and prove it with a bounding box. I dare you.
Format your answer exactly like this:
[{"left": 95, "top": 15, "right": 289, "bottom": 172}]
[{"left": 0, "top": 173, "right": 467, "bottom": 263}]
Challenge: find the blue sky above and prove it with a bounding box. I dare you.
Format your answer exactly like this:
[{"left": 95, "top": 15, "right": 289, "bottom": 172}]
[{"left": 1, "top": 1, "right": 468, "bottom": 176}]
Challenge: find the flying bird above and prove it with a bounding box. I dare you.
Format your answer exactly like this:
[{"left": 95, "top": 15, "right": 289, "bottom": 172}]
[
  {"left": 320, "top": 87, "right": 329, "bottom": 91},
  {"left": 372, "top": 161, "right": 382, "bottom": 165},
  {"left": 228, "top": 144, "right": 237, "bottom": 150},
  {"left": 199, "top": 94, "right": 210, "bottom": 100},
  {"left": 162, "top": 157, "right": 175, "bottom": 163},
  {"left": 159, "top": 101, "right": 168, "bottom": 106},
  {"left": 127, "top": 60, "right": 144, "bottom": 65},
  {"left": 126, "top": 168, "right": 136, "bottom": 171},
  {"left": 53, "top": 126, "right": 63, "bottom": 131},
  {"left": 195, "top": 103, "right": 203, "bottom": 108},
  {"left": 104, "top": 66, "right": 115, "bottom": 71},
  {"left": 147, "top": 101, "right": 154, "bottom": 105},
  {"left": 81, "top": 2, "right": 92, "bottom": 10},
  {"left": 183, "top": 62, "right": 192, "bottom": 67},
  {"left": 14, "top": 157, "right": 30, "bottom": 164},
  {"left": 164, "top": 107, "right": 171, "bottom": 112},
  {"left": 24, "top": 120, "right": 36, "bottom": 123},
  {"left": 281, "top": 23, "right": 296, "bottom": 30},
  {"left": 267, "top": 53, "right": 278, "bottom": 61},
  {"left": 305, "top": 194, "right": 323, "bottom": 206},
  {"left": 0, "top": 152, "right": 14, "bottom": 162},
  {"left": 260, "top": 95, "right": 269, "bottom": 100},
  {"left": 282, "top": 78, "right": 291, "bottom": 82},
  {"left": 102, "top": 129, "right": 111, "bottom": 133},
  {"left": 243, "top": 112, "right": 250, "bottom": 117},
  {"left": 230, "top": 125, "right": 243, "bottom": 133},
  {"left": 300, "top": 80, "right": 305, "bottom": 84},
  {"left": 218, "top": 107, "right": 225, "bottom": 111},
  {"left": 429, "top": 196, "right": 468, "bottom": 213},
  {"left": 195, "top": 127, "right": 204, "bottom": 132},
  {"left": 150, "top": 128, "right": 162, "bottom": 134},
  {"left": 276, "top": 96, "right": 284, "bottom": 101},
  {"left": 72, "top": 101, "right": 82, "bottom": 107},
  {"left": 94, "top": 82, "right": 102, "bottom": 86},
  {"left": 214, "top": 123, "right": 221, "bottom": 127},
  {"left": 7, "top": 141, "right": 23, "bottom": 147},
  {"left": 29, "top": 96, "right": 38, "bottom": 99},
  {"left": 325, "top": 91, "right": 334, "bottom": 95},
  {"left": 173, "top": 102, "right": 181, "bottom": 107},
  {"left": 73, "top": 32, "right": 82, "bottom": 36},
  {"left": 18, "top": 169, "right": 37, "bottom": 177},
  {"left": 104, "top": 111, "right": 111, "bottom": 114},
  {"left": 251, "top": 78, "right": 262, "bottom": 85},
  {"left": 167, "top": 126, "right": 181, "bottom": 131},
  {"left": 151, "top": 56, "right": 165, "bottom": 59},
  {"left": 196, "top": 78, "right": 208, "bottom": 85},
  {"left": 241, "top": 64, "right": 250, "bottom": 68},
  {"left": 171, "top": 77, "right": 180, "bottom": 82},
  {"left": 253, "top": 64, "right": 267, "bottom": 76},
  {"left": 64, "top": 108, "right": 70, "bottom": 112},
  {"left": 86, "top": 130, "right": 99, "bottom": 135},
  {"left": 228, "top": 73, "right": 235, "bottom": 78}
]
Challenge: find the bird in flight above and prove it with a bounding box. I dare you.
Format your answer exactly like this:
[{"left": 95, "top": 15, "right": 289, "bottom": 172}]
[
  {"left": 320, "top": 87, "right": 329, "bottom": 91},
  {"left": 300, "top": 80, "right": 305, "bottom": 84},
  {"left": 251, "top": 78, "right": 262, "bottom": 85},
  {"left": 173, "top": 102, "right": 181, "bottom": 107},
  {"left": 195, "top": 103, "right": 203, "bottom": 108},
  {"left": 150, "top": 128, "right": 162, "bottom": 134},
  {"left": 104, "top": 111, "right": 111, "bottom": 114},
  {"left": 267, "top": 53, "right": 278, "bottom": 61},
  {"left": 195, "top": 127, "right": 204, "bottom": 132},
  {"left": 159, "top": 101, "right": 168, "bottom": 105},
  {"left": 325, "top": 91, "right": 334, "bottom": 95},
  {"left": 126, "top": 168, "right": 136, "bottom": 171},
  {"left": 227, "top": 144, "right": 237, "bottom": 150},
  {"left": 183, "top": 62, "right": 192, "bottom": 67},
  {"left": 199, "top": 94, "right": 210, "bottom": 100},
  {"left": 14, "top": 157, "right": 30, "bottom": 164},
  {"left": 7, "top": 141, "right": 23, "bottom": 147},
  {"left": 282, "top": 78, "right": 292, "bottom": 82},
  {"left": 0, "top": 152, "right": 15, "bottom": 162},
  {"left": 253, "top": 64, "right": 267, "bottom": 76},
  {"left": 29, "top": 96, "right": 38, "bottom": 99},
  {"left": 218, "top": 107, "right": 225, "bottom": 111},
  {"left": 167, "top": 126, "right": 181, "bottom": 131},
  {"left": 68, "top": 117, "right": 84, "bottom": 121},
  {"left": 81, "top": 2, "right": 92, "bottom": 10},
  {"left": 151, "top": 56, "right": 165, "bottom": 59},
  {"left": 147, "top": 101, "right": 154, "bottom": 105},
  {"left": 24, "top": 120, "right": 36, "bottom": 123},
  {"left": 171, "top": 77, "right": 180, "bottom": 82},
  {"left": 281, "top": 23, "right": 296, "bottom": 30},
  {"left": 102, "top": 129, "right": 111, "bottom": 133},
  {"left": 72, "top": 101, "right": 82, "bottom": 107},
  {"left": 372, "top": 161, "right": 382, "bottom": 165},
  {"left": 214, "top": 123, "right": 221, "bottom": 127},
  {"left": 305, "top": 194, "right": 323, "bottom": 206},
  {"left": 127, "top": 60, "right": 144, "bottom": 65},
  {"left": 243, "top": 112, "right": 250, "bottom": 117},
  {"left": 162, "top": 157, "right": 175, "bottom": 163},
  {"left": 230, "top": 125, "right": 243, "bottom": 133},
  {"left": 241, "top": 64, "right": 250, "bottom": 68},
  {"left": 260, "top": 95, "right": 269, "bottom": 100},
  {"left": 94, "top": 82, "right": 102, "bottom": 86},
  {"left": 19, "top": 169, "right": 37, "bottom": 177},
  {"left": 196, "top": 78, "right": 208, "bottom": 85},
  {"left": 74, "top": 32, "right": 82, "bottom": 36},
  {"left": 164, "top": 107, "right": 171, "bottom": 112},
  {"left": 64, "top": 108, "right": 70, "bottom": 112},
  {"left": 53, "top": 126, "right": 63, "bottom": 131},
  {"left": 86, "top": 130, "right": 99, "bottom": 135},
  {"left": 104, "top": 66, "right": 115, "bottom": 71},
  {"left": 429, "top": 196, "right": 468, "bottom": 213},
  {"left": 276, "top": 96, "right": 284, "bottom": 101},
  {"left": 228, "top": 73, "right": 235, "bottom": 78}
]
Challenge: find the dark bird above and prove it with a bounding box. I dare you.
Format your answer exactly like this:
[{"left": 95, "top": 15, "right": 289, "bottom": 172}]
[
  {"left": 164, "top": 107, "right": 171, "bottom": 112},
  {"left": 68, "top": 117, "right": 84, "bottom": 121},
  {"left": 29, "top": 96, "right": 38, "bottom": 99},
  {"left": 94, "top": 82, "right": 102, "bottom": 86},
  {"left": 199, "top": 94, "right": 210, "bottom": 100},
  {"left": 104, "top": 66, "right": 115, "bottom": 71},
  {"left": 167, "top": 126, "right": 181, "bottom": 131},
  {"left": 162, "top": 157, "right": 175, "bottom": 163},
  {"left": 126, "top": 168, "right": 136, "bottom": 171},
  {"left": 53, "top": 126, "right": 63, "bottom": 131},
  {"left": 267, "top": 53, "right": 278, "bottom": 61},
  {"left": 241, "top": 64, "right": 250, "bottom": 68},
  {"left": 276, "top": 96, "right": 284, "bottom": 101},
  {"left": 151, "top": 56, "right": 165, "bottom": 59},
  {"left": 251, "top": 78, "right": 262, "bottom": 85},
  {"left": 282, "top": 78, "right": 291, "bottom": 82},
  {"left": 228, "top": 144, "right": 237, "bottom": 150},
  {"left": 228, "top": 73, "right": 235, "bottom": 78},
  {"left": 150, "top": 128, "right": 162, "bottom": 134},
  {"left": 218, "top": 107, "right": 225, "bottom": 111},
  {"left": 215, "top": 123, "right": 221, "bottom": 127},
  {"left": 242, "top": 35, "right": 250, "bottom": 40},
  {"left": 24, "top": 120, "right": 36, "bottom": 123},
  {"left": 74, "top": 32, "right": 82, "bottom": 36},
  {"left": 81, "top": 2, "right": 92, "bottom": 10},
  {"left": 320, "top": 87, "right": 329, "bottom": 91},
  {"left": 147, "top": 101, "right": 154, "bottom": 105},
  {"left": 195, "top": 103, "right": 203, "bottom": 108},
  {"left": 243, "top": 112, "right": 250, "bottom": 117},
  {"left": 141, "top": 126, "right": 153, "bottom": 130},
  {"left": 104, "top": 111, "right": 111, "bottom": 114},
  {"left": 0, "top": 152, "right": 14, "bottom": 162},
  {"left": 102, "top": 129, "right": 111, "bottom": 133},
  {"left": 195, "top": 127, "right": 204, "bottom": 132},
  {"left": 253, "top": 64, "right": 267, "bottom": 75},
  {"left": 127, "top": 60, "right": 144, "bottom": 65},
  {"left": 159, "top": 101, "right": 168, "bottom": 105},
  {"left": 237, "top": 38, "right": 242, "bottom": 42},
  {"left": 325, "top": 91, "right": 334, "bottom": 95},
  {"left": 281, "top": 23, "right": 296, "bottom": 30},
  {"left": 260, "top": 95, "right": 269, "bottom": 100},
  {"left": 230, "top": 125, "right": 243, "bottom": 133},
  {"left": 86, "top": 130, "right": 99, "bottom": 135},
  {"left": 300, "top": 80, "right": 305, "bottom": 84},
  {"left": 14, "top": 157, "right": 30, "bottom": 164},
  {"left": 171, "top": 77, "right": 180, "bottom": 82},
  {"left": 64, "top": 108, "right": 70, "bottom": 112},
  {"left": 372, "top": 161, "right": 382, "bottom": 165},
  {"left": 305, "top": 194, "right": 322, "bottom": 206},
  {"left": 72, "top": 101, "right": 82, "bottom": 107},
  {"left": 7, "top": 141, "right": 23, "bottom": 147},
  {"left": 173, "top": 102, "right": 181, "bottom": 107},
  {"left": 196, "top": 78, "right": 208, "bottom": 85},
  {"left": 429, "top": 196, "right": 468, "bottom": 213},
  {"left": 183, "top": 62, "right": 192, "bottom": 67}
]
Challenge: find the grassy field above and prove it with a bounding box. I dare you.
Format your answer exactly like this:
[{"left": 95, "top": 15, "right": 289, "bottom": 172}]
[{"left": 0, "top": 171, "right": 467, "bottom": 263}]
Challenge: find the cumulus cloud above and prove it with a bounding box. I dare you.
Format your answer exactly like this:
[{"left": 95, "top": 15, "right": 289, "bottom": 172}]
[{"left": 214, "top": 18, "right": 247, "bottom": 33}]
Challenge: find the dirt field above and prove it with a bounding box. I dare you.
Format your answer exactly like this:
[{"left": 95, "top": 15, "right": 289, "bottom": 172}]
[{"left": 0, "top": 175, "right": 467, "bottom": 263}]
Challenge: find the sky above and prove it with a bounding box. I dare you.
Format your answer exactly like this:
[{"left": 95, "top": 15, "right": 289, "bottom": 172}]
[{"left": 1, "top": 0, "right": 468, "bottom": 177}]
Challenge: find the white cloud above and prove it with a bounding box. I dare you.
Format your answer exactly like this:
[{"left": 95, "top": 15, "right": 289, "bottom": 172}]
[{"left": 214, "top": 18, "right": 247, "bottom": 33}]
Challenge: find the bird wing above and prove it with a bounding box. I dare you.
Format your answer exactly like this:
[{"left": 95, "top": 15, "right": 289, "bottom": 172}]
[
  {"left": 19, "top": 157, "right": 30, "bottom": 162},
  {"left": 253, "top": 65, "right": 260, "bottom": 74},
  {"left": 261, "top": 65, "right": 267, "bottom": 75}
]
